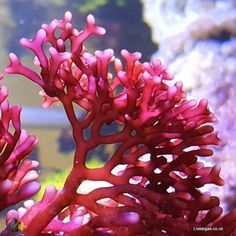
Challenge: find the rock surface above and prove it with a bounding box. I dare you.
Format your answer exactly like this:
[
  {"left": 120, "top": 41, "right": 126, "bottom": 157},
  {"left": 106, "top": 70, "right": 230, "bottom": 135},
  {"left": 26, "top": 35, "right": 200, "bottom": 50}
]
[{"left": 142, "top": 0, "right": 236, "bottom": 211}]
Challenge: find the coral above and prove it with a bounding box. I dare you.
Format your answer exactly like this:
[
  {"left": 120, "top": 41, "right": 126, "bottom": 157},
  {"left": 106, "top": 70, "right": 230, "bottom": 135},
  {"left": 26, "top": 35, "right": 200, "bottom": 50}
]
[
  {"left": 0, "top": 74, "right": 39, "bottom": 212},
  {"left": 1, "top": 11, "right": 236, "bottom": 235}
]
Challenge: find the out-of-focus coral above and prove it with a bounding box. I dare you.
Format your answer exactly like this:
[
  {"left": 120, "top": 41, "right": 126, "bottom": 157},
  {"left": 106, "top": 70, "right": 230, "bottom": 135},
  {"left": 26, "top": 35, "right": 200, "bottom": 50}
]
[
  {"left": 0, "top": 79, "right": 40, "bottom": 213},
  {"left": 1, "top": 11, "right": 236, "bottom": 235},
  {"left": 142, "top": 0, "right": 236, "bottom": 211}
]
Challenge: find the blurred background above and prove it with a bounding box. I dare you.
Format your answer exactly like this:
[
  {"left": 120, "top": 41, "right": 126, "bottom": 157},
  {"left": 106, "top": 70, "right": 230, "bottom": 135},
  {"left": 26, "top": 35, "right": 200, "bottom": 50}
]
[{"left": 0, "top": 0, "right": 236, "bottom": 228}]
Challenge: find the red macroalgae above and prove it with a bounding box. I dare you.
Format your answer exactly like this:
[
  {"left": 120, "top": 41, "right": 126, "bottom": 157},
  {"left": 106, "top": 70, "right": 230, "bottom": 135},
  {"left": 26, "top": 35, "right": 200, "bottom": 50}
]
[
  {"left": 0, "top": 73, "right": 39, "bottom": 214},
  {"left": 1, "top": 11, "right": 236, "bottom": 235}
]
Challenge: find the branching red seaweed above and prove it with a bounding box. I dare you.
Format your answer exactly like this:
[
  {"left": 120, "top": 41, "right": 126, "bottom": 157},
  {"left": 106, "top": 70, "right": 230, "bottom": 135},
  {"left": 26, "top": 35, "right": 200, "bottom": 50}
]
[
  {"left": 0, "top": 77, "right": 39, "bottom": 213},
  {"left": 1, "top": 11, "right": 236, "bottom": 236}
]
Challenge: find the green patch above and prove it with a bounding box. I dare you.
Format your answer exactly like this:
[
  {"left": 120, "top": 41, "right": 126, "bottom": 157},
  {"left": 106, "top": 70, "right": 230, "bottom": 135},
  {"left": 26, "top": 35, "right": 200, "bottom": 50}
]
[{"left": 35, "top": 157, "right": 104, "bottom": 200}]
